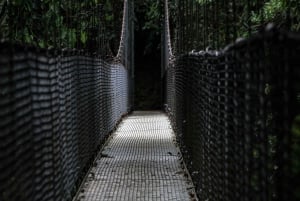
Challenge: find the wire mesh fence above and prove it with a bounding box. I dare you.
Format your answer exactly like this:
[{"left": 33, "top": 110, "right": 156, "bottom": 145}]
[
  {"left": 165, "top": 27, "right": 300, "bottom": 201},
  {"left": 0, "top": 43, "right": 132, "bottom": 201},
  {"left": 0, "top": 0, "right": 134, "bottom": 200},
  {"left": 163, "top": 0, "right": 300, "bottom": 200}
]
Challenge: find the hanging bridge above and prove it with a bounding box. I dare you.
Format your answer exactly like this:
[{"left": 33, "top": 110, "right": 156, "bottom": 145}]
[{"left": 0, "top": 0, "right": 299, "bottom": 201}]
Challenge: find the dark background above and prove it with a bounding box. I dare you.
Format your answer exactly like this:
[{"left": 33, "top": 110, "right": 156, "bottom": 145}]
[{"left": 134, "top": 2, "right": 162, "bottom": 110}]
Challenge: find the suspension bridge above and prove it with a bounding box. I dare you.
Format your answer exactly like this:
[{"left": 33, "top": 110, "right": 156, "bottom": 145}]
[{"left": 0, "top": 0, "right": 299, "bottom": 201}]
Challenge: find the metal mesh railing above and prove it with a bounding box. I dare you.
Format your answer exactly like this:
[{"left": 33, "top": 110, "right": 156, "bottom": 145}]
[
  {"left": 163, "top": 0, "right": 300, "bottom": 200},
  {"left": 166, "top": 27, "right": 300, "bottom": 201},
  {"left": 0, "top": 43, "right": 131, "bottom": 201},
  {"left": 0, "top": 0, "right": 134, "bottom": 200}
]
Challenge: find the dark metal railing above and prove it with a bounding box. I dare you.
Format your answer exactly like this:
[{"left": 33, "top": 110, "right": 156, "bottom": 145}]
[
  {"left": 163, "top": 0, "right": 300, "bottom": 200},
  {"left": 0, "top": 0, "right": 134, "bottom": 201}
]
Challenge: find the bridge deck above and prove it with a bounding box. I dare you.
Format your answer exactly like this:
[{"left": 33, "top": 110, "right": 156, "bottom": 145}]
[{"left": 74, "top": 111, "right": 197, "bottom": 201}]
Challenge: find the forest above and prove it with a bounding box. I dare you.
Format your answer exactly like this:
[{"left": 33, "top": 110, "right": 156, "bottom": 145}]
[
  {"left": 0, "top": 0, "right": 299, "bottom": 52},
  {"left": 0, "top": 0, "right": 123, "bottom": 56}
]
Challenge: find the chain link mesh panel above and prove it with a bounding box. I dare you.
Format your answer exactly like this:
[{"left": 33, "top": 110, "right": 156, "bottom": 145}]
[
  {"left": 0, "top": 43, "right": 132, "bottom": 201},
  {"left": 0, "top": 0, "right": 135, "bottom": 200},
  {"left": 165, "top": 29, "right": 300, "bottom": 201}
]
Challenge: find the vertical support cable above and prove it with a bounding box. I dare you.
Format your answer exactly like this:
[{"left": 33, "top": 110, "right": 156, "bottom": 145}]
[
  {"left": 286, "top": 0, "right": 291, "bottom": 30},
  {"left": 247, "top": 0, "right": 252, "bottom": 36},
  {"left": 232, "top": 0, "right": 237, "bottom": 41},
  {"left": 195, "top": 0, "right": 200, "bottom": 50},
  {"left": 215, "top": 0, "right": 219, "bottom": 49},
  {"left": 182, "top": 0, "right": 186, "bottom": 52},
  {"left": 203, "top": 0, "right": 207, "bottom": 48},
  {"left": 259, "top": 0, "right": 265, "bottom": 30},
  {"left": 225, "top": 0, "right": 229, "bottom": 44}
]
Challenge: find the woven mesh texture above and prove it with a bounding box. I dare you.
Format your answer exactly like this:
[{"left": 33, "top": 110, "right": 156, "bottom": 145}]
[
  {"left": 0, "top": 44, "right": 131, "bottom": 201},
  {"left": 165, "top": 26, "right": 300, "bottom": 201}
]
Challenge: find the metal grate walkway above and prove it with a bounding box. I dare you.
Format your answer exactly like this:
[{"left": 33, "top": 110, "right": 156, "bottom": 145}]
[{"left": 74, "top": 111, "right": 197, "bottom": 201}]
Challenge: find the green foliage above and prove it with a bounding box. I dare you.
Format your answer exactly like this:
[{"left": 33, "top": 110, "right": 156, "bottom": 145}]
[
  {"left": 171, "top": 0, "right": 299, "bottom": 52},
  {"left": 135, "top": 0, "right": 160, "bottom": 32},
  {"left": 250, "top": 0, "right": 290, "bottom": 30},
  {"left": 290, "top": 0, "right": 300, "bottom": 31},
  {"left": 195, "top": 0, "right": 213, "bottom": 5},
  {"left": 263, "top": 0, "right": 285, "bottom": 20},
  {"left": 0, "top": 0, "right": 123, "bottom": 53},
  {"left": 143, "top": 1, "right": 160, "bottom": 31},
  {"left": 135, "top": 0, "right": 161, "bottom": 56}
]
